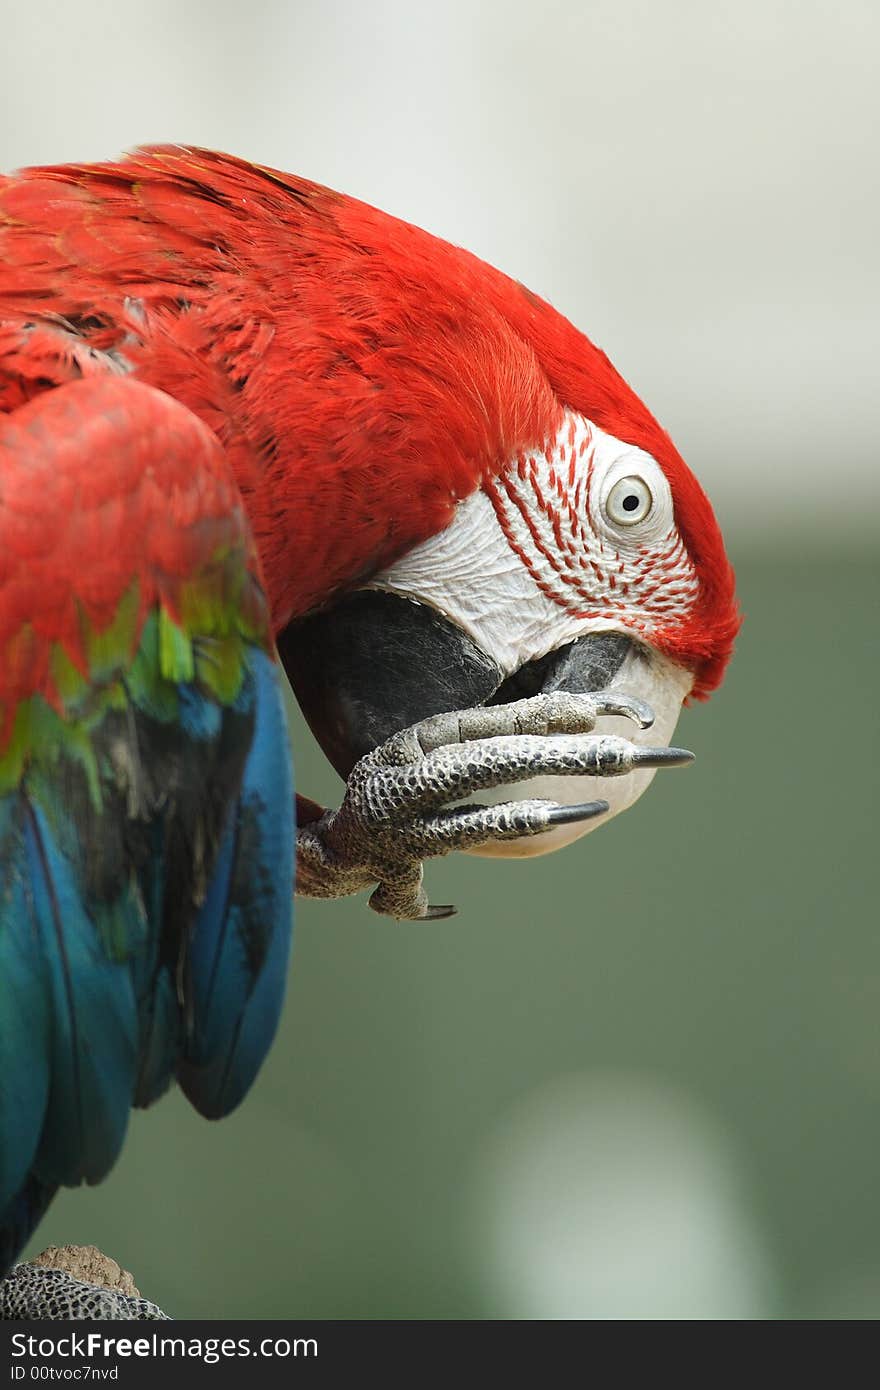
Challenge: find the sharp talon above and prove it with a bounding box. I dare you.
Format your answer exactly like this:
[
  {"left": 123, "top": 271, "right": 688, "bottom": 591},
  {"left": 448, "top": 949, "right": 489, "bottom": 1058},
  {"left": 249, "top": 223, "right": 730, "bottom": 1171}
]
[
  {"left": 603, "top": 695, "right": 655, "bottom": 730},
  {"left": 631, "top": 702, "right": 655, "bottom": 731},
  {"left": 632, "top": 746, "right": 695, "bottom": 768},
  {"left": 424, "top": 903, "right": 458, "bottom": 920},
  {"left": 546, "top": 799, "right": 609, "bottom": 826}
]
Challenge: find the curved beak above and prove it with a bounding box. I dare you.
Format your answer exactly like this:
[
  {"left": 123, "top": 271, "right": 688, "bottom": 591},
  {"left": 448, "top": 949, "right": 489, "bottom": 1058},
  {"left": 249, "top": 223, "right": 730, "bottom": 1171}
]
[
  {"left": 278, "top": 591, "right": 692, "bottom": 856},
  {"left": 277, "top": 590, "right": 505, "bottom": 780}
]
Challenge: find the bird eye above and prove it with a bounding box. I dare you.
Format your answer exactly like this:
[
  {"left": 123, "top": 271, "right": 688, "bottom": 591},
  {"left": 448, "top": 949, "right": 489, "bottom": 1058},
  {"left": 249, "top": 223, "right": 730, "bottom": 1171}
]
[{"left": 605, "top": 475, "right": 653, "bottom": 527}]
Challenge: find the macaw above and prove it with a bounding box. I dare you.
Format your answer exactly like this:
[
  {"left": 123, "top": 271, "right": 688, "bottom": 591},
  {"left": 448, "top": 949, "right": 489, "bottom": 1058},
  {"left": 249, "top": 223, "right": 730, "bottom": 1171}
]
[{"left": 0, "top": 148, "right": 739, "bottom": 1303}]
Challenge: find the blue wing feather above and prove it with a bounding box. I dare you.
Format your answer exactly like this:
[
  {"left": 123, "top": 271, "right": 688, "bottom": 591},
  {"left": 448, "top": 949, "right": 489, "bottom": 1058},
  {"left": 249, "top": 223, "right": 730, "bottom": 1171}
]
[
  {"left": 178, "top": 649, "right": 295, "bottom": 1119},
  {"left": 24, "top": 804, "right": 139, "bottom": 1189},
  {"left": 0, "top": 804, "right": 51, "bottom": 1218}
]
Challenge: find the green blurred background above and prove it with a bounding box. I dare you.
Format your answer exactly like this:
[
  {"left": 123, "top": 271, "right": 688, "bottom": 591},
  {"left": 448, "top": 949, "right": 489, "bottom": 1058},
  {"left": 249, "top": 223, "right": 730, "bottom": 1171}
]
[{"left": 6, "top": 0, "right": 879, "bottom": 1319}]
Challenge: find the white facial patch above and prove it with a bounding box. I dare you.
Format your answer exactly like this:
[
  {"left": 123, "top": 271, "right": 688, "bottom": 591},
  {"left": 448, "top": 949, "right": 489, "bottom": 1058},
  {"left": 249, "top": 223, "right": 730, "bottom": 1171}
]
[
  {"left": 370, "top": 413, "right": 698, "bottom": 676},
  {"left": 369, "top": 411, "right": 699, "bottom": 857}
]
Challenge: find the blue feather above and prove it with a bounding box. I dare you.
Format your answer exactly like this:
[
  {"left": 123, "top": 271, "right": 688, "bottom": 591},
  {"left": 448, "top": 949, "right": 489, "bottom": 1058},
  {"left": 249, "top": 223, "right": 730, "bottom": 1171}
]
[
  {"left": 0, "top": 793, "right": 139, "bottom": 1246},
  {"left": 176, "top": 683, "right": 223, "bottom": 741},
  {"left": 177, "top": 649, "right": 295, "bottom": 1119},
  {"left": 23, "top": 805, "right": 139, "bottom": 1189},
  {"left": 0, "top": 1175, "right": 55, "bottom": 1275},
  {"left": 130, "top": 820, "right": 179, "bottom": 1109},
  {"left": 0, "top": 803, "right": 51, "bottom": 1217}
]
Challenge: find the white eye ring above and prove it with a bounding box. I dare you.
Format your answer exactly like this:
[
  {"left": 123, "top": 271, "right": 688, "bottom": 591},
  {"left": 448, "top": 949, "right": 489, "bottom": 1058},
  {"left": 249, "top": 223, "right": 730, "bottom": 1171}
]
[{"left": 605, "top": 475, "right": 654, "bottom": 527}]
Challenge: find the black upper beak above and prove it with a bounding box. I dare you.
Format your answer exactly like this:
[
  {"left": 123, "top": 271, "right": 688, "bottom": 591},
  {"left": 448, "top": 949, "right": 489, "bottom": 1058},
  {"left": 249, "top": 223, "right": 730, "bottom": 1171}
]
[
  {"left": 277, "top": 589, "right": 639, "bottom": 782},
  {"left": 486, "top": 628, "right": 636, "bottom": 705}
]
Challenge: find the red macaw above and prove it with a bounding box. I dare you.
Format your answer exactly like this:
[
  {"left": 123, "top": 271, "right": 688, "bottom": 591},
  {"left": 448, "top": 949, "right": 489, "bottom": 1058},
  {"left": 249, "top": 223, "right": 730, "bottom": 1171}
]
[{"left": 0, "top": 147, "right": 739, "bottom": 1307}]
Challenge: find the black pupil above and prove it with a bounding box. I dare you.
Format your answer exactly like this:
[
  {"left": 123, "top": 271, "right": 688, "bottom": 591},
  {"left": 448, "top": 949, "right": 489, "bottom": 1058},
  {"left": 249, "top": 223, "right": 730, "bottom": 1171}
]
[{"left": 622, "top": 493, "right": 640, "bottom": 512}]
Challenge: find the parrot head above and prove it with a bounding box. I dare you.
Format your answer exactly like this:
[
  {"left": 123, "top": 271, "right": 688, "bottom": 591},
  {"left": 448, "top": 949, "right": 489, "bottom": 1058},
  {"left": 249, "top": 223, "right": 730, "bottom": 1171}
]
[
  {"left": 240, "top": 159, "right": 741, "bottom": 854},
  {"left": 283, "top": 386, "right": 738, "bottom": 857}
]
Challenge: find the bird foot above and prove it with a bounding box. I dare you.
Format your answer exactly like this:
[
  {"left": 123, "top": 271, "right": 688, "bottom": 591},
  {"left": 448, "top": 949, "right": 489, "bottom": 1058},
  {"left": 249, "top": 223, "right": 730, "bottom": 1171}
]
[{"left": 295, "top": 689, "right": 693, "bottom": 919}]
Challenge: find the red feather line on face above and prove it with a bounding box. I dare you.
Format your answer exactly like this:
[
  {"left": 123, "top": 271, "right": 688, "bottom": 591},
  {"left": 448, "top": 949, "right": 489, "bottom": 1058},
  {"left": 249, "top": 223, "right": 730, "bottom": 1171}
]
[{"left": 0, "top": 147, "right": 739, "bottom": 697}]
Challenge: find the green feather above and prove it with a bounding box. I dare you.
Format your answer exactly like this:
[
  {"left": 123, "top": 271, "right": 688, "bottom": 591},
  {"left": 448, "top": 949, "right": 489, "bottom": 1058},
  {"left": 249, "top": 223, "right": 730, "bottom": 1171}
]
[
  {"left": 82, "top": 582, "right": 140, "bottom": 683},
  {"left": 158, "top": 608, "right": 195, "bottom": 683}
]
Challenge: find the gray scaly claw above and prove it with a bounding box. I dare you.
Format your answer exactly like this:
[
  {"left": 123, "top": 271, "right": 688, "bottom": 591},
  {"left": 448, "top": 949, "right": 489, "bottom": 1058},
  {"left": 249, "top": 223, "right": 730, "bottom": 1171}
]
[{"left": 295, "top": 689, "right": 692, "bottom": 920}]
